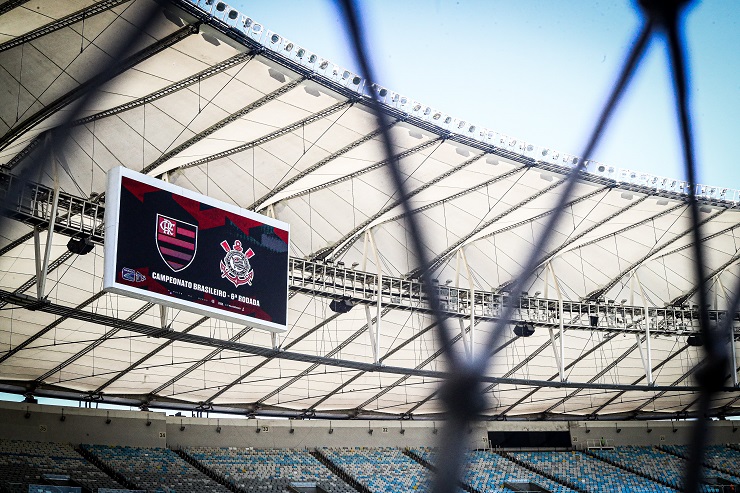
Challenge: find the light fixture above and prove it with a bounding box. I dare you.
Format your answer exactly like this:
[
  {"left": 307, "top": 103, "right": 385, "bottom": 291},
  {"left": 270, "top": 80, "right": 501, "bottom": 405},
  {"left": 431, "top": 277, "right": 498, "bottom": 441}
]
[
  {"left": 352, "top": 76, "right": 361, "bottom": 85},
  {"left": 412, "top": 103, "right": 422, "bottom": 112},
  {"left": 513, "top": 323, "right": 535, "bottom": 337},
  {"left": 443, "top": 116, "right": 452, "bottom": 124},
  {"left": 687, "top": 333, "right": 703, "bottom": 347},
  {"left": 457, "top": 121, "right": 465, "bottom": 129},
  {"left": 252, "top": 24, "right": 262, "bottom": 33},
  {"left": 215, "top": 2, "right": 226, "bottom": 11},
  {"left": 329, "top": 299, "right": 353, "bottom": 314},
  {"left": 432, "top": 113, "right": 441, "bottom": 120},
  {"left": 378, "top": 88, "right": 387, "bottom": 97},
  {"left": 270, "top": 34, "right": 280, "bottom": 44},
  {"left": 242, "top": 17, "right": 252, "bottom": 28},
  {"left": 228, "top": 9, "right": 238, "bottom": 19},
  {"left": 342, "top": 70, "right": 350, "bottom": 79},
  {"left": 67, "top": 236, "right": 94, "bottom": 255},
  {"left": 308, "top": 54, "right": 317, "bottom": 64}
]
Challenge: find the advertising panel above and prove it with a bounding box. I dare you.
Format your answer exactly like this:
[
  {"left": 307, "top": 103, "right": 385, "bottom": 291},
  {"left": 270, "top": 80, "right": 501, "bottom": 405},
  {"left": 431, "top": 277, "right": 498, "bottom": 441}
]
[{"left": 103, "top": 167, "right": 289, "bottom": 332}]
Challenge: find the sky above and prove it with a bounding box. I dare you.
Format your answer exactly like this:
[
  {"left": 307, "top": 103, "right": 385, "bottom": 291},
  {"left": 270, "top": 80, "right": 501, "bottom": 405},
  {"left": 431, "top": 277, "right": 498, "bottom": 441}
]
[{"left": 227, "top": 0, "right": 740, "bottom": 191}]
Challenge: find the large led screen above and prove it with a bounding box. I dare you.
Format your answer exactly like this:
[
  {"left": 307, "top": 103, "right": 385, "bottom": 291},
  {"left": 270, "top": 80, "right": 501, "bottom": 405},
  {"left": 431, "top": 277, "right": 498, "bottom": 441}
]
[{"left": 104, "top": 167, "right": 289, "bottom": 332}]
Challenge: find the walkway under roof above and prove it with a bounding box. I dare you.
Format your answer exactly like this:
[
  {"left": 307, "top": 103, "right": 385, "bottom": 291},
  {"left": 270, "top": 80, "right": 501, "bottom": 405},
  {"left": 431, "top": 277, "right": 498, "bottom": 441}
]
[{"left": 0, "top": 0, "right": 738, "bottom": 420}]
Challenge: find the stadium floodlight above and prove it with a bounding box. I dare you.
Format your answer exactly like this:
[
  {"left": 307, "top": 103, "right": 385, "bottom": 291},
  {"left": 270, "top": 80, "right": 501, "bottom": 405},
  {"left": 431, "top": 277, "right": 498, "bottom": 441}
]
[
  {"left": 216, "top": 2, "right": 226, "bottom": 11},
  {"left": 67, "top": 236, "right": 94, "bottom": 255},
  {"left": 285, "top": 42, "right": 294, "bottom": 52},
  {"left": 513, "top": 322, "right": 535, "bottom": 337},
  {"left": 242, "top": 16, "right": 252, "bottom": 28},
  {"left": 270, "top": 33, "right": 280, "bottom": 44},
  {"left": 687, "top": 333, "right": 703, "bottom": 346},
  {"left": 228, "top": 9, "right": 238, "bottom": 20}
]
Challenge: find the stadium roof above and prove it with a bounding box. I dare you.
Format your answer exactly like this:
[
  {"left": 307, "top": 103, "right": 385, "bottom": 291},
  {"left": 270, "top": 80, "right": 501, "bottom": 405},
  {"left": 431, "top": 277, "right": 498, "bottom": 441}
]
[{"left": 0, "top": 0, "right": 738, "bottom": 420}]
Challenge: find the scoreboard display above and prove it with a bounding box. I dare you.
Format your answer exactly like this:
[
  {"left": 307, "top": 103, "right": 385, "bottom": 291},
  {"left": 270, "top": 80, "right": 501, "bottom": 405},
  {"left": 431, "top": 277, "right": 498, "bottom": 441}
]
[{"left": 104, "top": 167, "right": 289, "bottom": 333}]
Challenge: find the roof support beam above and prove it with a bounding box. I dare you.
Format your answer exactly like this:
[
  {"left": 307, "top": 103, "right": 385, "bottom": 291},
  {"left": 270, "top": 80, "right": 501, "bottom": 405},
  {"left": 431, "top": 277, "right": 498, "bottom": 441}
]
[
  {"left": 590, "top": 343, "right": 691, "bottom": 415},
  {"left": 34, "top": 302, "right": 154, "bottom": 383},
  {"left": 404, "top": 336, "right": 520, "bottom": 415},
  {"left": 670, "top": 251, "right": 740, "bottom": 306},
  {"left": 0, "top": 0, "right": 31, "bottom": 16},
  {"left": 4, "top": 52, "right": 257, "bottom": 171},
  {"left": 0, "top": 0, "right": 131, "bottom": 53},
  {"left": 542, "top": 336, "right": 644, "bottom": 414},
  {"left": 94, "top": 316, "right": 209, "bottom": 393},
  {"left": 586, "top": 209, "right": 724, "bottom": 301},
  {"left": 249, "top": 122, "right": 398, "bottom": 211},
  {"left": 0, "top": 230, "right": 34, "bottom": 257},
  {"left": 319, "top": 153, "right": 485, "bottom": 261},
  {"left": 149, "top": 326, "right": 253, "bottom": 396},
  {"left": 253, "top": 308, "right": 392, "bottom": 406},
  {"left": 412, "top": 171, "right": 567, "bottom": 278},
  {"left": 499, "top": 332, "right": 620, "bottom": 415},
  {"left": 271, "top": 137, "right": 445, "bottom": 211},
  {"left": 0, "top": 251, "right": 73, "bottom": 309},
  {"left": 0, "top": 22, "right": 200, "bottom": 153},
  {"left": 306, "top": 317, "right": 445, "bottom": 412},
  {"left": 173, "top": 101, "right": 352, "bottom": 174},
  {"left": 633, "top": 359, "right": 701, "bottom": 413},
  {"left": 323, "top": 161, "right": 528, "bottom": 262},
  {"left": 0, "top": 292, "right": 106, "bottom": 367},
  {"left": 357, "top": 321, "right": 473, "bottom": 412},
  {"left": 482, "top": 334, "right": 558, "bottom": 394},
  {"left": 141, "top": 77, "right": 305, "bottom": 175},
  {"left": 203, "top": 311, "right": 344, "bottom": 404},
  {"left": 2, "top": 288, "right": 734, "bottom": 393}
]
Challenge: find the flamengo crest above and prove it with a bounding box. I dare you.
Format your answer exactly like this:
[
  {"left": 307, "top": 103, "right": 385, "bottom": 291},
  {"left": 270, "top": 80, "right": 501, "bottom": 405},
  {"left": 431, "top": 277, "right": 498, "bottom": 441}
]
[{"left": 220, "top": 239, "right": 255, "bottom": 287}]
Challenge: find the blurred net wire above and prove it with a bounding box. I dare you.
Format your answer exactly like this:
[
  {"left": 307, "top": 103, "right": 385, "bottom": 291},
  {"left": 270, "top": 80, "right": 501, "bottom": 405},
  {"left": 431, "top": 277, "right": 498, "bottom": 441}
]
[
  {"left": 0, "top": 1, "right": 735, "bottom": 493},
  {"left": 333, "top": 1, "right": 734, "bottom": 493}
]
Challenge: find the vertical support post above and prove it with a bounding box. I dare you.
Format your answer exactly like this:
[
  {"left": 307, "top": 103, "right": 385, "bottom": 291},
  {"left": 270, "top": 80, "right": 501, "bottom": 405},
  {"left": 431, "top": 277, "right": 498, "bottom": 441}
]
[
  {"left": 362, "top": 230, "right": 382, "bottom": 364},
  {"left": 361, "top": 231, "right": 377, "bottom": 363},
  {"left": 717, "top": 276, "right": 738, "bottom": 387},
  {"left": 459, "top": 248, "right": 475, "bottom": 359},
  {"left": 635, "top": 271, "right": 653, "bottom": 385},
  {"left": 160, "top": 305, "right": 169, "bottom": 329},
  {"left": 547, "top": 262, "right": 565, "bottom": 382},
  {"left": 38, "top": 147, "right": 60, "bottom": 300},
  {"left": 271, "top": 332, "right": 280, "bottom": 350},
  {"left": 33, "top": 227, "right": 42, "bottom": 299},
  {"left": 635, "top": 272, "right": 653, "bottom": 385},
  {"left": 455, "top": 250, "right": 471, "bottom": 359}
]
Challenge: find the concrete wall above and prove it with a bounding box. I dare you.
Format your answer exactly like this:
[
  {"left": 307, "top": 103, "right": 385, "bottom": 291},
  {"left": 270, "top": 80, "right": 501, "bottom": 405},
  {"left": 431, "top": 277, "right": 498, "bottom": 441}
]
[
  {"left": 0, "top": 401, "right": 738, "bottom": 450},
  {"left": 0, "top": 401, "right": 166, "bottom": 447},
  {"left": 568, "top": 420, "right": 739, "bottom": 448},
  {"left": 166, "top": 416, "right": 486, "bottom": 450}
]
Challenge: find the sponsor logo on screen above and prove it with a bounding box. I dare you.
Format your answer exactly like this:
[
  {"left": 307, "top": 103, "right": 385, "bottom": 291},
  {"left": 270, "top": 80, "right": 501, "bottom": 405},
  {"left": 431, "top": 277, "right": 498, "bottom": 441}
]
[
  {"left": 220, "top": 239, "right": 255, "bottom": 287},
  {"left": 121, "top": 267, "right": 146, "bottom": 283},
  {"left": 156, "top": 214, "right": 198, "bottom": 272}
]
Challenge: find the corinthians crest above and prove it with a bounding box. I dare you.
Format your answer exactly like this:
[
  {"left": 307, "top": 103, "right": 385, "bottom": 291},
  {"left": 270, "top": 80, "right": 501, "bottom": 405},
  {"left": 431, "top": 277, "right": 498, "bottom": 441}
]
[{"left": 220, "top": 239, "right": 255, "bottom": 287}]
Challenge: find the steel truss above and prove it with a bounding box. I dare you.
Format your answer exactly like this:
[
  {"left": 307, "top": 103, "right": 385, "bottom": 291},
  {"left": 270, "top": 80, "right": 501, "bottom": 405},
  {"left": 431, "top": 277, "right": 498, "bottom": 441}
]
[{"left": 1, "top": 170, "right": 740, "bottom": 336}]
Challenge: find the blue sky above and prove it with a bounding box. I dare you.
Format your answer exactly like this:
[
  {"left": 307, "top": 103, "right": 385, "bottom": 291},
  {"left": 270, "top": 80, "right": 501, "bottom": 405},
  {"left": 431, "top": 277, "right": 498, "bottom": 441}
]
[{"left": 229, "top": 0, "right": 740, "bottom": 190}]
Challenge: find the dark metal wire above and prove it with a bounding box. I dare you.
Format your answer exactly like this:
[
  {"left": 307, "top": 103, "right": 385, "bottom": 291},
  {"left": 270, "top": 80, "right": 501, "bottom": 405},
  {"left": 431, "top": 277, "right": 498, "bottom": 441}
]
[
  {"left": 333, "top": 1, "right": 737, "bottom": 493},
  {"left": 0, "top": 1, "right": 736, "bottom": 493}
]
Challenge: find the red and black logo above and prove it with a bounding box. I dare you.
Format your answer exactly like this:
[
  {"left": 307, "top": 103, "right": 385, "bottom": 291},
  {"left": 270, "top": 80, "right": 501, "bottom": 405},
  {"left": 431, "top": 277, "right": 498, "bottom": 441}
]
[{"left": 155, "top": 214, "right": 198, "bottom": 272}]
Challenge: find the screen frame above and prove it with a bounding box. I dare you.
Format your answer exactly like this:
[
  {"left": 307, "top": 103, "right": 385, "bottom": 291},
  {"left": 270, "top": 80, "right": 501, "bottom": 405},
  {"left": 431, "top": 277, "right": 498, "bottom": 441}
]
[{"left": 103, "top": 166, "right": 289, "bottom": 333}]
